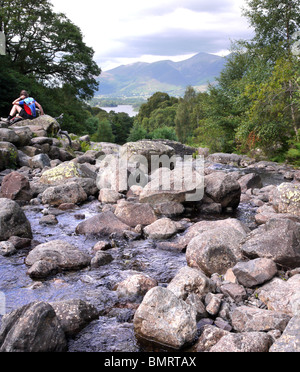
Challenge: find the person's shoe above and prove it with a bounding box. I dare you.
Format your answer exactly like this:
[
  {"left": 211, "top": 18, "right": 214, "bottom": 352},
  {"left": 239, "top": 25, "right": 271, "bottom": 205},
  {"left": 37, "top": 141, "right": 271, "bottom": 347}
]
[
  {"left": 10, "top": 117, "right": 23, "bottom": 125},
  {"left": 0, "top": 117, "right": 11, "bottom": 123}
]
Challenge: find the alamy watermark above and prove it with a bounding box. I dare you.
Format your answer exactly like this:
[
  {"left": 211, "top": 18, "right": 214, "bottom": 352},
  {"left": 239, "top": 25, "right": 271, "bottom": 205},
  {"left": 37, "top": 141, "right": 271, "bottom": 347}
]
[
  {"left": 0, "top": 32, "right": 6, "bottom": 55},
  {"left": 0, "top": 291, "right": 6, "bottom": 316},
  {"left": 96, "top": 150, "right": 205, "bottom": 202}
]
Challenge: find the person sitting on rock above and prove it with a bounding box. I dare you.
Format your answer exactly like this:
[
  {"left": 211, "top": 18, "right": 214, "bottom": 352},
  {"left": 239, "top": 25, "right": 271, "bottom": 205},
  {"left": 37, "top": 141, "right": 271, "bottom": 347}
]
[{"left": 2, "top": 90, "right": 44, "bottom": 124}]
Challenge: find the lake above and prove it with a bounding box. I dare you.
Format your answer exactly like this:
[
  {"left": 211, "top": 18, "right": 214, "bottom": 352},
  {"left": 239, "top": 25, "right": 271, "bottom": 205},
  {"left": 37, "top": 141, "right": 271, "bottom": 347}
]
[{"left": 100, "top": 105, "right": 137, "bottom": 117}]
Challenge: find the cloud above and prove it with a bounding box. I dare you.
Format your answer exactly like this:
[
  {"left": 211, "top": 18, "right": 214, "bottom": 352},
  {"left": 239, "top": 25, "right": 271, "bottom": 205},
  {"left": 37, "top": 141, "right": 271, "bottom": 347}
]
[{"left": 51, "top": 0, "right": 253, "bottom": 70}]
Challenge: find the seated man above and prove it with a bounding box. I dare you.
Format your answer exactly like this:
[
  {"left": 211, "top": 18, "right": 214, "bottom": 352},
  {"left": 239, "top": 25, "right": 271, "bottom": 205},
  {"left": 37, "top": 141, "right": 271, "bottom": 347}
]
[{"left": 2, "top": 90, "right": 44, "bottom": 124}]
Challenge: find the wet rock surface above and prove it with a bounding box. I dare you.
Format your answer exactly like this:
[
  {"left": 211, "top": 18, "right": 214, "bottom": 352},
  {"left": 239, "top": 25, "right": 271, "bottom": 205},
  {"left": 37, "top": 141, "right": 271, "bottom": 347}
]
[{"left": 0, "top": 120, "right": 300, "bottom": 352}]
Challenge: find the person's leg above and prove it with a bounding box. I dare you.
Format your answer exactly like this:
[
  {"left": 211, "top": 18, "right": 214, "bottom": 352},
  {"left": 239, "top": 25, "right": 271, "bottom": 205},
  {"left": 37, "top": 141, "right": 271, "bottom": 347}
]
[{"left": 9, "top": 105, "right": 22, "bottom": 118}]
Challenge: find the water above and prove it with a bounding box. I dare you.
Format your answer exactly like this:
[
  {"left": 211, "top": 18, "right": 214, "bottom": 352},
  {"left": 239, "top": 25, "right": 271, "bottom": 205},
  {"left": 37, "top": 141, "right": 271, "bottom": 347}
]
[
  {"left": 100, "top": 105, "right": 137, "bottom": 117},
  {"left": 0, "top": 163, "right": 287, "bottom": 351}
]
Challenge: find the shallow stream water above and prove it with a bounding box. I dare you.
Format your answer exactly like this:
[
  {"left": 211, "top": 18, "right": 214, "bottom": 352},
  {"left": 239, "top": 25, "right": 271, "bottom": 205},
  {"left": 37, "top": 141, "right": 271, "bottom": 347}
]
[{"left": 0, "top": 164, "right": 289, "bottom": 351}]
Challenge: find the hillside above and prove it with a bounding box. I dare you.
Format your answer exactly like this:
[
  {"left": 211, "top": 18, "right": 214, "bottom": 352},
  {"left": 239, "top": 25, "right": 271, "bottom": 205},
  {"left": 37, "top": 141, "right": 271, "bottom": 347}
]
[{"left": 96, "top": 52, "right": 227, "bottom": 98}]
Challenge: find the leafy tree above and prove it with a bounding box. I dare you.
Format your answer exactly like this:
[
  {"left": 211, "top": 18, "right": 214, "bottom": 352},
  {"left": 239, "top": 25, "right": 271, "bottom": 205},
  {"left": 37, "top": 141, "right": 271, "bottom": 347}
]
[
  {"left": 0, "top": 0, "right": 100, "bottom": 99},
  {"left": 93, "top": 119, "right": 115, "bottom": 143},
  {"left": 150, "top": 126, "right": 178, "bottom": 141},
  {"left": 127, "top": 122, "right": 149, "bottom": 142},
  {"left": 108, "top": 112, "right": 134, "bottom": 145}
]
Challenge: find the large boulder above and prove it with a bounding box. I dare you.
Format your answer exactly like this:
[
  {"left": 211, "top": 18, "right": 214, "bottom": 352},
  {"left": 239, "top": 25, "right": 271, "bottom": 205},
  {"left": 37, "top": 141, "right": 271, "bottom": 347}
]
[
  {"left": 231, "top": 306, "right": 291, "bottom": 332},
  {"left": 167, "top": 266, "right": 215, "bottom": 300},
  {"left": 25, "top": 240, "right": 91, "bottom": 277},
  {"left": 0, "top": 198, "right": 32, "bottom": 241},
  {"left": 40, "top": 161, "right": 92, "bottom": 185},
  {"left": 204, "top": 172, "right": 241, "bottom": 209},
  {"left": 186, "top": 225, "right": 245, "bottom": 276},
  {"left": 232, "top": 258, "right": 278, "bottom": 288},
  {"left": 241, "top": 218, "right": 300, "bottom": 268},
  {"left": 0, "top": 302, "right": 67, "bottom": 352},
  {"left": 143, "top": 217, "right": 179, "bottom": 240},
  {"left": 75, "top": 211, "right": 131, "bottom": 238},
  {"left": 121, "top": 140, "right": 176, "bottom": 173},
  {"left": 257, "top": 275, "right": 300, "bottom": 316},
  {"left": 114, "top": 200, "right": 157, "bottom": 227},
  {"left": 0, "top": 128, "right": 20, "bottom": 144},
  {"left": 41, "top": 182, "right": 87, "bottom": 206},
  {"left": 11, "top": 115, "right": 59, "bottom": 137},
  {"left": 50, "top": 299, "right": 99, "bottom": 337},
  {"left": 139, "top": 166, "right": 204, "bottom": 205},
  {"left": 271, "top": 183, "right": 300, "bottom": 216},
  {"left": 116, "top": 274, "right": 158, "bottom": 299},
  {"left": 0, "top": 171, "right": 32, "bottom": 202},
  {"left": 133, "top": 286, "right": 197, "bottom": 350}
]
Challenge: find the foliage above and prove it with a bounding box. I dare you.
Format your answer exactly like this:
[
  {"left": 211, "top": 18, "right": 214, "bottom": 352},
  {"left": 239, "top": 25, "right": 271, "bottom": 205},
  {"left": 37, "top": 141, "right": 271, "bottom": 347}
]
[
  {"left": 127, "top": 122, "right": 150, "bottom": 142},
  {"left": 150, "top": 126, "right": 178, "bottom": 141},
  {"left": 92, "top": 119, "right": 115, "bottom": 143}
]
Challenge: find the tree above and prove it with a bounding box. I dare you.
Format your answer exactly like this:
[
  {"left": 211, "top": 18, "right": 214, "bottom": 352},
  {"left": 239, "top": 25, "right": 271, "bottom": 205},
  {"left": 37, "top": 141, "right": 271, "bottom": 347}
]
[
  {"left": 242, "top": 0, "right": 300, "bottom": 60},
  {"left": 0, "top": 0, "right": 100, "bottom": 99},
  {"left": 93, "top": 119, "right": 115, "bottom": 143},
  {"left": 127, "top": 122, "right": 149, "bottom": 142}
]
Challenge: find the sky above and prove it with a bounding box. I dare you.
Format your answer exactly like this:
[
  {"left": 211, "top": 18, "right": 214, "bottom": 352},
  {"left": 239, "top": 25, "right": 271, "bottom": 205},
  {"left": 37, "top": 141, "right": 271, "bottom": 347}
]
[{"left": 51, "top": 0, "right": 254, "bottom": 71}]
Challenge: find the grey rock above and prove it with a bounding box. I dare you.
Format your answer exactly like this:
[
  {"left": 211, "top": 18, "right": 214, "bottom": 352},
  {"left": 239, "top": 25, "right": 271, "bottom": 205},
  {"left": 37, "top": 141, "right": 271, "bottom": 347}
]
[
  {"left": 0, "top": 302, "right": 67, "bottom": 352},
  {"left": 232, "top": 306, "right": 291, "bottom": 332},
  {"left": 269, "top": 316, "right": 300, "bottom": 352},
  {"left": 0, "top": 198, "right": 32, "bottom": 241},
  {"left": 90, "top": 251, "right": 113, "bottom": 268},
  {"left": 133, "top": 286, "right": 197, "bottom": 350},
  {"left": 232, "top": 258, "right": 278, "bottom": 288},
  {"left": 42, "top": 182, "right": 87, "bottom": 206},
  {"left": 50, "top": 299, "right": 99, "bottom": 337},
  {"left": 210, "top": 332, "right": 273, "bottom": 352}
]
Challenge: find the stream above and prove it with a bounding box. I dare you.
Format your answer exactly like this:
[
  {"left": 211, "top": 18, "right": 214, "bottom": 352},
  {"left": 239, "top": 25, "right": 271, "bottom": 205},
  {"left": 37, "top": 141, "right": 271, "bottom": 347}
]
[{"left": 0, "top": 163, "right": 289, "bottom": 352}]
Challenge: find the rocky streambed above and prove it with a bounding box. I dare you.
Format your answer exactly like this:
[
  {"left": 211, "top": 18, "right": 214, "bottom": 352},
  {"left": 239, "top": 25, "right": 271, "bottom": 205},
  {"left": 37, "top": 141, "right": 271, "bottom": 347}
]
[{"left": 1, "top": 116, "right": 300, "bottom": 352}]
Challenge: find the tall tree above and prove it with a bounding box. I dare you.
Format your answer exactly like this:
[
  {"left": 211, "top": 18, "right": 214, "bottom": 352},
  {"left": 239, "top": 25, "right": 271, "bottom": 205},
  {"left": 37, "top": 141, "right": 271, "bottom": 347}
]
[{"left": 0, "top": 0, "right": 100, "bottom": 99}]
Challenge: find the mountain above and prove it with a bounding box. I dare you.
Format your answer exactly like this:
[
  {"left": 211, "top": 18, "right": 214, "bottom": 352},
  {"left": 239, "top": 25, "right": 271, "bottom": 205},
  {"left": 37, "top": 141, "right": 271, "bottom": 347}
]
[{"left": 96, "top": 52, "right": 227, "bottom": 98}]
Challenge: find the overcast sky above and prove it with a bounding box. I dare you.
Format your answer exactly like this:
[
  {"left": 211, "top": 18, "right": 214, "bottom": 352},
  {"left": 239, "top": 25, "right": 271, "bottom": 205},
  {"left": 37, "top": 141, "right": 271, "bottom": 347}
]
[{"left": 51, "top": 0, "right": 254, "bottom": 71}]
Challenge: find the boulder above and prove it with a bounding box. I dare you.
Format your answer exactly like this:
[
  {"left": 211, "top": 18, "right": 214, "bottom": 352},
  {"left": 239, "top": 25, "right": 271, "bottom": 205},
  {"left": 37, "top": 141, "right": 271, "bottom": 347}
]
[
  {"left": 90, "top": 251, "right": 113, "bottom": 268},
  {"left": 232, "top": 258, "right": 278, "bottom": 288},
  {"left": 0, "top": 198, "right": 32, "bottom": 241},
  {"left": 204, "top": 172, "right": 241, "bottom": 209},
  {"left": 167, "top": 266, "right": 215, "bottom": 300},
  {"left": 121, "top": 140, "right": 176, "bottom": 173},
  {"left": 241, "top": 218, "right": 300, "bottom": 268},
  {"left": 207, "top": 153, "right": 242, "bottom": 165},
  {"left": 153, "top": 202, "right": 185, "bottom": 217},
  {"left": 25, "top": 240, "right": 91, "bottom": 277},
  {"left": 40, "top": 161, "right": 91, "bottom": 185},
  {"left": 238, "top": 173, "right": 263, "bottom": 192},
  {"left": 0, "top": 128, "right": 20, "bottom": 144},
  {"left": 139, "top": 166, "right": 204, "bottom": 205},
  {"left": 0, "top": 142, "right": 19, "bottom": 171},
  {"left": 257, "top": 275, "right": 300, "bottom": 316},
  {"left": 0, "top": 171, "right": 32, "bottom": 201},
  {"left": 41, "top": 182, "right": 87, "bottom": 206},
  {"left": 231, "top": 306, "right": 291, "bottom": 332},
  {"left": 28, "top": 153, "right": 51, "bottom": 169},
  {"left": 133, "top": 286, "right": 197, "bottom": 350},
  {"left": 116, "top": 274, "right": 158, "bottom": 298},
  {"left": 75, "top": 211, "right": 131, "bottom": 238},
  {"left": 269, "top": 317, "right": 300, "bottom": 352},
  {"left": 50, "top": 299, "right": 99, "bottom": 337},
  {"left": 99, "top": 188, "right": 122, "bottom": 204},
  {"left": 210, "top": 332, "right": 272, "bottom": 352},
  {"left": 114, "top": 200, "right": 157, "bottom": 227},
  {"left": 195, "top": 325, "right": 229, "bottom": 352},
  {"left": 143, "top": 218, "right": 178, "bottom": 240},
  {"left": 11, "top": 126, "right": 32, "bottom": 147},
  {"left": 11, "top": 115, "right": 59, "bottom": 137},
  {"left": 271, "top": 183, "right": 300, "bottom": 216},
  {"left": 0, "top": 302, "right": 67, "bottom": 352},
  {"left": 186, "top": 226, "right": 245, "bottom": 276}
]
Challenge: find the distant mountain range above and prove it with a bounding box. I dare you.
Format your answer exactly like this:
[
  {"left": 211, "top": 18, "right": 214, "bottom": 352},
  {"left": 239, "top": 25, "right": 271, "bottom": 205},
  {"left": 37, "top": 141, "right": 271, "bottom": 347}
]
[{"left": 96, "top": 52, "right": 228, "bottom": 98}]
